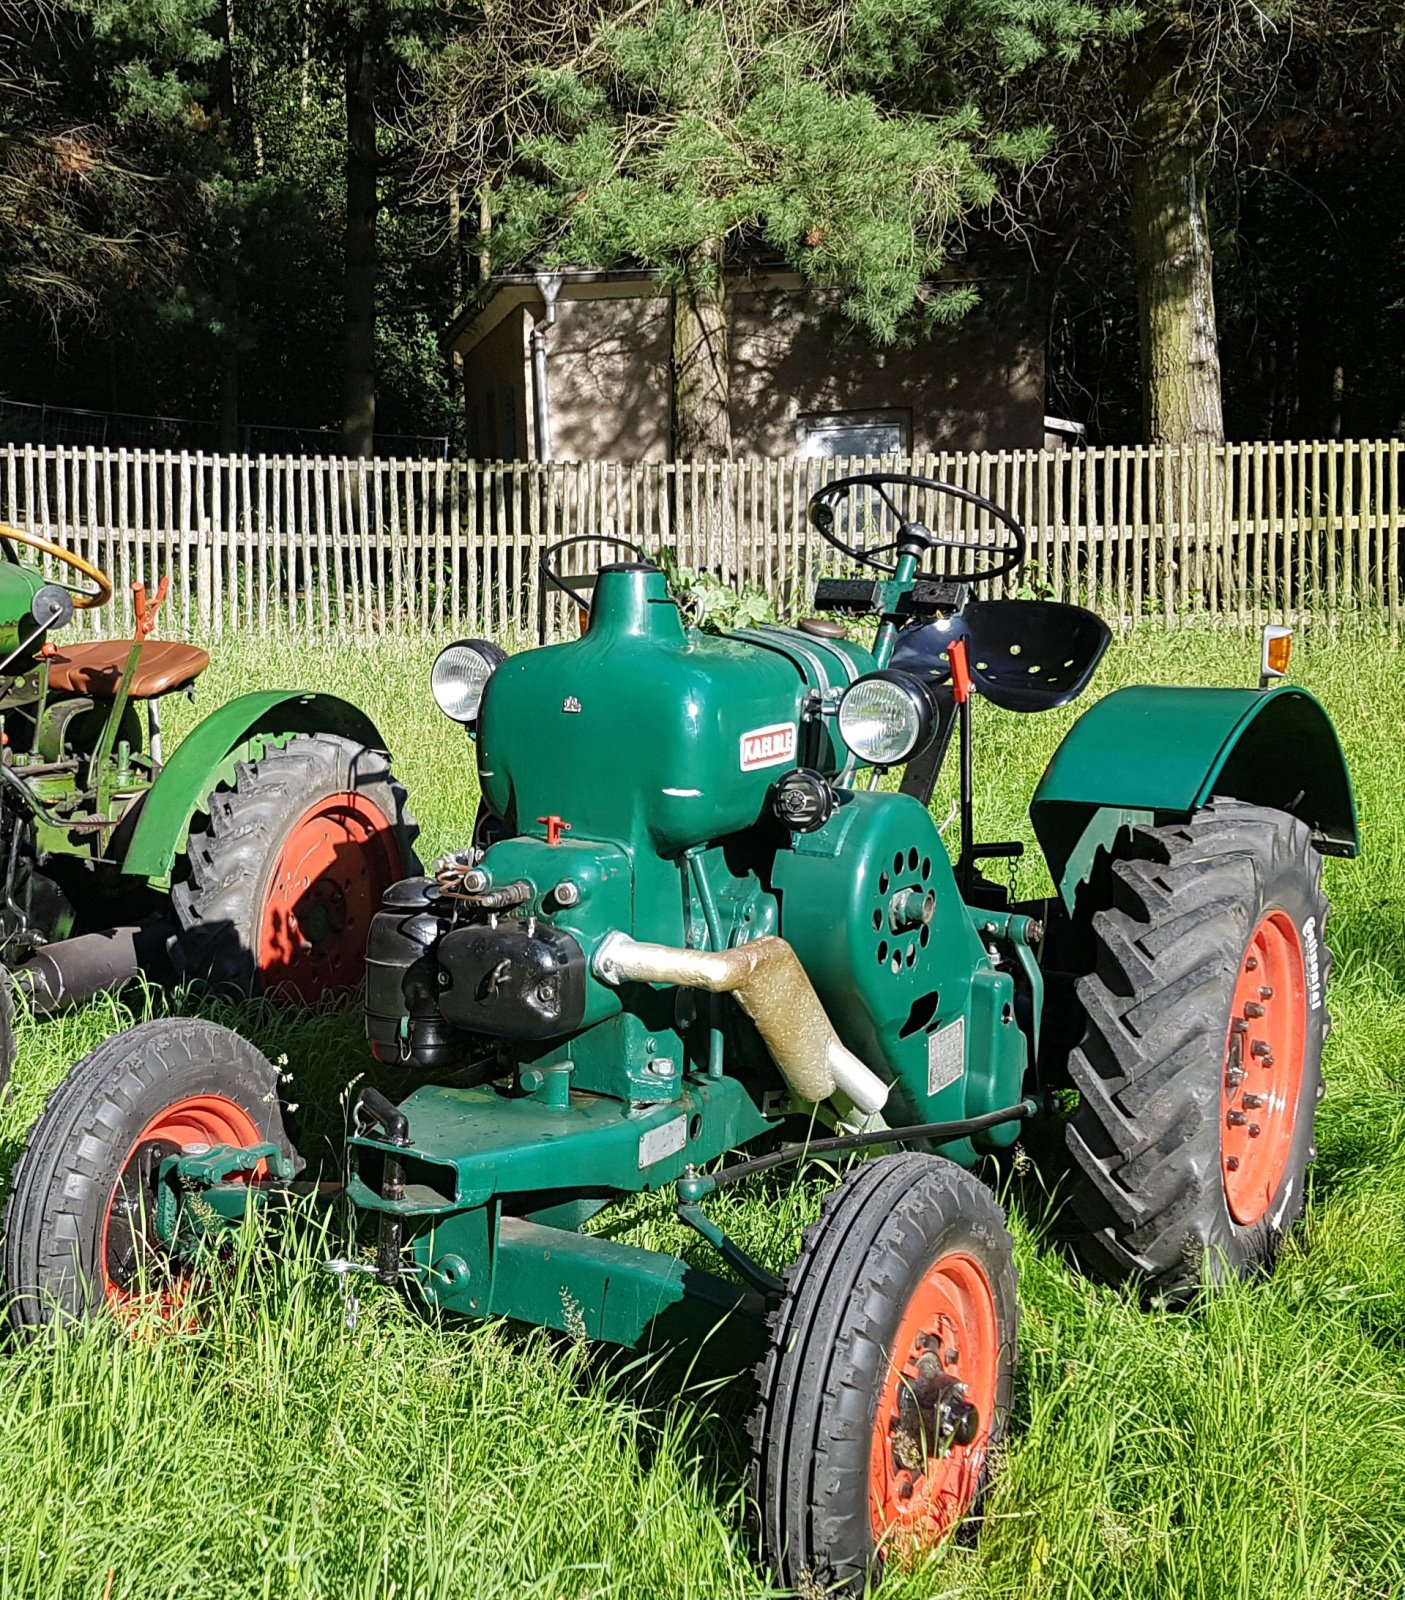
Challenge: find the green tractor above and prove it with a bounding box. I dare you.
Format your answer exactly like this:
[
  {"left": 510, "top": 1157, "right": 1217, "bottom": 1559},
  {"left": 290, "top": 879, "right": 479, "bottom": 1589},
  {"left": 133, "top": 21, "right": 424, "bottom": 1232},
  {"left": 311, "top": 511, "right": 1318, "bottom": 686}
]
[
  {"left": 0, "top": 523, "right": 419, "bottom": 1083},
  {"left": 1, "top": 476, "right": 1356, "bottom": 1589}
]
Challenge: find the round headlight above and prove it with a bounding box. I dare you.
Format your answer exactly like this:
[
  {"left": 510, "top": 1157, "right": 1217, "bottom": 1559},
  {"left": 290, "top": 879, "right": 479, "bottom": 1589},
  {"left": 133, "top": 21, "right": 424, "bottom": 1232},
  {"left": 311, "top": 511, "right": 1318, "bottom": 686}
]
[
  {"left": 837, "top": 671, "right": 937, "bottom": 766},
  {"left": 431, "top": 639, "right": 506, "bottom": 725}
]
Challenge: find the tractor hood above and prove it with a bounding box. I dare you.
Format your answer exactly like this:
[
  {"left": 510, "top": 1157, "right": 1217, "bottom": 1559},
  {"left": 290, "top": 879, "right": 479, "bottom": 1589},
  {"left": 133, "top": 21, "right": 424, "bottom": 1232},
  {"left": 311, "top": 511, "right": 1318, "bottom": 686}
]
[{"left": 477, "top": 565, "right": 868, "bottom": 854}]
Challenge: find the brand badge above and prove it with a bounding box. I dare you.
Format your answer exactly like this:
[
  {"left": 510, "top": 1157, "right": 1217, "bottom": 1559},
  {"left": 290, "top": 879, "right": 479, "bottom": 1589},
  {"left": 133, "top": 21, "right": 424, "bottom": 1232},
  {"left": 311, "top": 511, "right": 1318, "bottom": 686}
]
[
  {"left": 740, "top": 722, "right": 797, "bottom": 772},
  {"left": 562, "top": 695, "right": 582, "bottom": 714}
]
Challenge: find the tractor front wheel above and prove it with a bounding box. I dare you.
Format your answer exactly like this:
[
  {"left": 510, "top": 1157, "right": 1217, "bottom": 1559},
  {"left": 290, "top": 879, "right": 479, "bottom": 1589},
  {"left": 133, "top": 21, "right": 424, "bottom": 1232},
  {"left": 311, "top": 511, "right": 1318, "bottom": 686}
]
[
  {"left": 1065, "top": 801, "right": 1328, "bottom": 1300},
  {"left": 1, "top": 1019, "right": 295, "bottom": 1333},
  {"left": 171, "top": 732, "right": 418, "bottom": 1001},
  {"left": 750, "top": 1153, "right": 1017, "bottom": 1593}
]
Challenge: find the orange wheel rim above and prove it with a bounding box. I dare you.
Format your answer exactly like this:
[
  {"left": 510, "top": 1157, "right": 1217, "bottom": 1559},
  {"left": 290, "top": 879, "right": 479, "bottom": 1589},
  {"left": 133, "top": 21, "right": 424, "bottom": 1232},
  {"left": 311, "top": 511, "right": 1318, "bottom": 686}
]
[
  {"left": 256, "top": 791, "right": 401, "bottom": 1001},
  {"left": 869, "top": 1251, "right": 999, "bottom": 1549},
  {"left": 100, "top": 1095, "right": 264, "bottom": 1324},
  {"left": 1221, "top": 910, "right": 1308, "bottom": 1226}
]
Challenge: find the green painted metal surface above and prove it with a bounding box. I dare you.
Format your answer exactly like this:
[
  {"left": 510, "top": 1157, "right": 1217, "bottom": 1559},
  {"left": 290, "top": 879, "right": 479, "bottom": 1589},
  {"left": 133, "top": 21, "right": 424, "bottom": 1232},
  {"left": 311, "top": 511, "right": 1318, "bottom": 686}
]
[
  {"left": 1031, "top": 684, "right": 1358, "bottom": 904},
  {"left": 418, "top": 1214, "right": 766, "bottom": 1358},
  {"left": 478, "top": 568, "right": 871, "bottom": 868},
  {"left": 772, "top": 789, "right": 1027, "bottom": 1154},
  {"left": 349, "top": 1072, "right": 771, "bottom": 1213},
  {"left": 0, "top": 557, "right": 47, "bottom": 652},
  {"left": 121, "top": 690, "right": 386, "bottom": 882}
]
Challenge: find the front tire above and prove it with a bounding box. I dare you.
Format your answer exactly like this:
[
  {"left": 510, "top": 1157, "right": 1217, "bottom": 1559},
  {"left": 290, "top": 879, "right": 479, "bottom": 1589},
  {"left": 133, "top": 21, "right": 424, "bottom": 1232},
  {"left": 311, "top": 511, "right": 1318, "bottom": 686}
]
[
  {"left": 1, "top": 1019, "right": 295, "bottom": 1333},
  {"left": 750, "top": 1154, "right": 1017, "bottom": 1593},
  {"left": 171, "top": 731, "right": 419, "bottom": 1001},
  {"left": 1065, "top": 801, "right": 1329, "bottom": 1300}
]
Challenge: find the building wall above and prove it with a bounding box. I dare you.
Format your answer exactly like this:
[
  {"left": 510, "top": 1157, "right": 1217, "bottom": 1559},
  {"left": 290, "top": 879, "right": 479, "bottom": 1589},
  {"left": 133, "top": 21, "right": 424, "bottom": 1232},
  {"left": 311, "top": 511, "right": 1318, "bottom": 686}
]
[
  {"left": 728, "top": 285, "right": 1045, "bottom": 456},
  {"left": 539, "top": 294, "right": 673, "bottom": 461},
  {"left": 458, "top": 278, "right": 1045, "bottom": 461},
  {"left": 463, "top": 308, "right": 530, "bottom": 460}
]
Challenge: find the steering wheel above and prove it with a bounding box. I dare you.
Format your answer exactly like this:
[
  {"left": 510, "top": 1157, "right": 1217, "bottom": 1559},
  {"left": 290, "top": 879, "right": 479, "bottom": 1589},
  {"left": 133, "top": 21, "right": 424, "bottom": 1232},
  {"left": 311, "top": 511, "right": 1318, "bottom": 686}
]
[
  {"left": 808, "top": 473, "right": 1026, "bottom": 584},
  {"left": 1, "top": 523, "right": 114, "bottom": 610},
  {"left": 539, "top": 535, "right": 649, "bottom": 618}
]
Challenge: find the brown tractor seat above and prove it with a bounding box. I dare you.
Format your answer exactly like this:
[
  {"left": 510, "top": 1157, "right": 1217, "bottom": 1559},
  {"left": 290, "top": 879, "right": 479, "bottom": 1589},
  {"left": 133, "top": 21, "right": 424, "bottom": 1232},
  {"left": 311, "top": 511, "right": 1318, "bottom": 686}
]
[{"left": 45, "top": 639, "right": 211, "bottom": 700}]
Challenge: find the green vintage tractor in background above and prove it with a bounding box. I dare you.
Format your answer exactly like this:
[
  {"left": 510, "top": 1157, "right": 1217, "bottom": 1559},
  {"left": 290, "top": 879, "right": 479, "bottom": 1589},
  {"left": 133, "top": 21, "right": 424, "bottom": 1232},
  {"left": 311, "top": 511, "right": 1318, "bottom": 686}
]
[
  {"left": 0, "top": 524, "right": 419, "bottom": 1084},
  {"left": 0, "top": 476, "right": 1357, "bottom": 1589}
]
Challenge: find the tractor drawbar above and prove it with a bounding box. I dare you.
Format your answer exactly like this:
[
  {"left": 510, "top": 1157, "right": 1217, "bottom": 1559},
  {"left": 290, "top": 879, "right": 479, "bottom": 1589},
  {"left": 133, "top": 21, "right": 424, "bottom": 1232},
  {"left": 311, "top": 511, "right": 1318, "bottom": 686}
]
[{"left": 592, "top": 931, "right": 890, "bottom": 1113}]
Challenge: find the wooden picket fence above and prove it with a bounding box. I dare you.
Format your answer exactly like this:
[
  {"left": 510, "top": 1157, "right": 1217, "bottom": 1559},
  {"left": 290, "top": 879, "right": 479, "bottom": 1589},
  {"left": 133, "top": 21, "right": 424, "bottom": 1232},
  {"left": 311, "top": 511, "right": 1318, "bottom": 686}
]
[{"left": 1, "top": 439, "right": 1402, "bottom": 642}]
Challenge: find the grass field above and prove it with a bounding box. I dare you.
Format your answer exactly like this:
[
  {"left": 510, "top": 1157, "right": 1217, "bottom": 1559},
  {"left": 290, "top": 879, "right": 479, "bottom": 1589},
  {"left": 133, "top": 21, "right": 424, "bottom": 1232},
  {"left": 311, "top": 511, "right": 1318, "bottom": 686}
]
[{"left": 2, "top": 623, "right": 1405, "bottom": 1599}]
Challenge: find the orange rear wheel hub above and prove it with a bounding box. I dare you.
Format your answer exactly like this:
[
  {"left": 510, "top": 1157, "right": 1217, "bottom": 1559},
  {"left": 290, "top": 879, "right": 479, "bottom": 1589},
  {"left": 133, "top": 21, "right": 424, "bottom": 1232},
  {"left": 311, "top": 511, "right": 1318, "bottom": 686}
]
[
  {"left": 256, "top": 791, "right": 401, "bottom": 1000},
  {"left": 1221, "top": 909, "right": 1308, "bottom": 1226}
]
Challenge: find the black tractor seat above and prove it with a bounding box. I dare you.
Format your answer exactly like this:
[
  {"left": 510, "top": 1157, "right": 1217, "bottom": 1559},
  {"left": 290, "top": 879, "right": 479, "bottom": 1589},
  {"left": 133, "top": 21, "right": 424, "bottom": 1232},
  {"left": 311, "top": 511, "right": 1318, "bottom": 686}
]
[{"left": 891, "top": 598, "right": 1111, "bottom": 713}]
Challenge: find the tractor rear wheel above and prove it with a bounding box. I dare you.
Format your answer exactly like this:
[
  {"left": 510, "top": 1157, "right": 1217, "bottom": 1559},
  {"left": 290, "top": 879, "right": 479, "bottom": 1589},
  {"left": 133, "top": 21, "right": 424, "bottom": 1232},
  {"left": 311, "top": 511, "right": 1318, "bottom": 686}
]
[
  {"left": 1, "top": 1019, "right": 295, "bottom": 1333},
  {"left": 1065, "top": 801, "right": 1328, "bottom": 1300},
  {"left": 171, "top": 732, "right": 418, "bottom": 1001},
  {"left": 750, "top": 1153, "right": 1017, "bottom": 1594}
]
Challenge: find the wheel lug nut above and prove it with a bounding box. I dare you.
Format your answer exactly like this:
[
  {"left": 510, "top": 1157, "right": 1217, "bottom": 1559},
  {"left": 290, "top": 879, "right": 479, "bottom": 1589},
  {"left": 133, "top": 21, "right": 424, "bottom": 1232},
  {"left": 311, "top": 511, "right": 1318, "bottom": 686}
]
[
  {"left": 1244, "top": 1002, "right": 1266, "bottom": 1019},
  {"left": 1245, "top": 956, "right": 1259, "bottom": 971},
  {"left": 1227, "top": 1110, "right": 1248, "bottom": 1127},
  {"left": 1248, "top": 1124, "right": 1261, "bottom": 1137},
  {"left": 1242, "top": 1093, "right": 1266, "bottom": 1110},
  {"left": 1259, "top": 986, "right": 1274, "bottom": 1000},
  {"left": 1225, "top": 1155, "right": 1240, "bottom": 1171},
  {"left": 1251, "top": 1040, "right": 1272, "bottom": 1058},
  {"left": 898, "top": 1481, "right": 913, "bottom": 1500}
]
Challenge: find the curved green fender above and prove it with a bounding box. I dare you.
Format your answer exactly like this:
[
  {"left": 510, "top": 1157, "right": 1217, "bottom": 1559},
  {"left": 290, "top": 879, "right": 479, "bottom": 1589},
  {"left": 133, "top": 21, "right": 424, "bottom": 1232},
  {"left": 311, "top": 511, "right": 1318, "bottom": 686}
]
[
  {"left": 121, "top": 691, "right": 387, "bottom": 886},
  {"left": 1031, "top": 685, "right": 1358, "bottom": 911}
]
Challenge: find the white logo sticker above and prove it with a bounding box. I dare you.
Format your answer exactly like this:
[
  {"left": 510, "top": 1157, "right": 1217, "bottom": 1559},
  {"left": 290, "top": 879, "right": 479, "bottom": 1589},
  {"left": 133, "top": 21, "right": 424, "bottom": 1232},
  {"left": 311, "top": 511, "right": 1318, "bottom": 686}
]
[
  {"left": 740, "top": 722, "right": 797, "bottom": 772},
  {"left": 1302, "top": 916, "right": 1322, "bottom": 1012},
  {"left": 638, "top": 1115, "right": 687, "bottom": 1169},
  {"left": 927, "top": 1017, "right": 966, "bottom": 1098}
]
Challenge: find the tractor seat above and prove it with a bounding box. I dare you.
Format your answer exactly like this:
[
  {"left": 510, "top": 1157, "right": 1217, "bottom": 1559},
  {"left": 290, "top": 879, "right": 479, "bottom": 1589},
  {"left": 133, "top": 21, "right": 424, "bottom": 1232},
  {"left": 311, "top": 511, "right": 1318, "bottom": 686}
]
[
  {"left": 891, "top": 599, "right": 1111, "bottom": 714},
  {"left": 45, "top": 639, "right": 211, "bottom": 700}
]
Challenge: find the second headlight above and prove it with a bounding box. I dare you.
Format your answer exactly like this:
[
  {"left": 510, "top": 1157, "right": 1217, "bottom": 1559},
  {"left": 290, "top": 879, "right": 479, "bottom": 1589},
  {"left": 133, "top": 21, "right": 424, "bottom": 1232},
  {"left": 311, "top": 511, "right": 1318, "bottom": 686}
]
[
  {"left": 431, "top": 639, "right": 506, "bottom": 726},
  {"left": 837, "top": 670, "right": 941, "bottom": 765}
]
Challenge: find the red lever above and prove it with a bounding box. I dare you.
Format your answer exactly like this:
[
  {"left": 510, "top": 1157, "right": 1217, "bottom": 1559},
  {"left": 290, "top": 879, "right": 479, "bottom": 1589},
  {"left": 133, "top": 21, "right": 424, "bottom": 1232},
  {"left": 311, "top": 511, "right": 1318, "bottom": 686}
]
[
  {"left": 132, "top": 575, "right": 171, "bottom": 641},
  {"left": 948, "top": 637, "right": 973, "bottom": 705},
  {"left": 537, "top": 814, "right": 572, "bottom": 846}
]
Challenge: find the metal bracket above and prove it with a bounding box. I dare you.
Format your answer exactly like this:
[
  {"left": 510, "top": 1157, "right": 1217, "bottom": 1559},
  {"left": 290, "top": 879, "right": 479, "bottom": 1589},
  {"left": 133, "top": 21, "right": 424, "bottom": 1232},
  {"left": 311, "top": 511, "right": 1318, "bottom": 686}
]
[{"left": 676, "top": 1196, "right": 786, "bottom": 1302}]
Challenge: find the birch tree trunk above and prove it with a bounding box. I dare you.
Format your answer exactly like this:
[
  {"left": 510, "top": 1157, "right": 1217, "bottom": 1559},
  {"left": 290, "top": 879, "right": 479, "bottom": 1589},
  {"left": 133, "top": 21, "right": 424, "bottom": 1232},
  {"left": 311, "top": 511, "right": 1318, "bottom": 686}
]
[{"left": 1130, "top": 52, "right": 1224, "bottom": 446}]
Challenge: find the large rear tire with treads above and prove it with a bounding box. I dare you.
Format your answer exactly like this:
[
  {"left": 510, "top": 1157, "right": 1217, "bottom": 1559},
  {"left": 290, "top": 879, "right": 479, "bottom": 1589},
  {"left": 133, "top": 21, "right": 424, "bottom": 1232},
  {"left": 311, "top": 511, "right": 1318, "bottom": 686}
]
[
  {"left": 750, "top": 1153, "right": 1017, "bottom": 1593},
  {"left": 1065, "top": 800, "right": 1329, "bottom": 1301},
  {"left": 170, "top": 731, "right": 419, "bottom": 1001}
]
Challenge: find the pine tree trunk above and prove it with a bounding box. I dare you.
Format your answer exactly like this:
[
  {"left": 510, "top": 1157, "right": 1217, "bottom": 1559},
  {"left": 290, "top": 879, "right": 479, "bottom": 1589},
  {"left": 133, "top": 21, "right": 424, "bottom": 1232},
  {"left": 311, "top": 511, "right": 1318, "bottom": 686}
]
[
  {"left": 342, "top": 23, "right": 377, "bottom": 459},
  {"left": 1130, "top": 55, "right": 1224, "bottom": 446},
  {"left": 671, "top": 240, "right": 732, "bottom": 461}
]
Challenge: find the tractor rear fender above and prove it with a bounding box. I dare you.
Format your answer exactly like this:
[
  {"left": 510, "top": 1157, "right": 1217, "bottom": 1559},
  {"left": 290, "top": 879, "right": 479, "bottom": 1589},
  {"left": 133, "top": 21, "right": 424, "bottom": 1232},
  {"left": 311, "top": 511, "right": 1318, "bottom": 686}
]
[
  {"left": 1031, "top": 685, "right": 1358, "bottom": 912},
  {"left": 120, "top": 691, "right": 388, "bottom": 887}
]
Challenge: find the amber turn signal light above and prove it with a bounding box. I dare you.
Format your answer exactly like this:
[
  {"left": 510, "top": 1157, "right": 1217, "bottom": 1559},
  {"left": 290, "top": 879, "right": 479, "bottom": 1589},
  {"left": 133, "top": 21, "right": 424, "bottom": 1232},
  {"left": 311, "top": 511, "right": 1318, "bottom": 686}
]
[{"left": 1260, "top": 624, "right": 1293, "bottom": 687}]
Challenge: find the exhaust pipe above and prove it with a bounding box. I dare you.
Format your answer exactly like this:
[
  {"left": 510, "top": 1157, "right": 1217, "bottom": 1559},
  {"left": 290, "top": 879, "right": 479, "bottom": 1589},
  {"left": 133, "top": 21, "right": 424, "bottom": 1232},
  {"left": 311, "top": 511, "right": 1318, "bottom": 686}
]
[
  {"left": 9, "top": 921, "right": 174, "bottom": 1015},
  {"left": 593, "top": 932, "right": 890, "bottom": 1115}
]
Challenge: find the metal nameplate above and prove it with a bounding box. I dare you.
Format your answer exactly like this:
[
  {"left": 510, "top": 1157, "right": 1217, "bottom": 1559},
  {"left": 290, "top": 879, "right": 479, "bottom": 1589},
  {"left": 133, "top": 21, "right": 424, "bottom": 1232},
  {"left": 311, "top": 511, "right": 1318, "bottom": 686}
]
[
  {"left": 638, "top": 1115, "right": 687, "bottom": 1169},
  {"left": 927, "top": 1017, "right": 966, "bottom": 1098}
]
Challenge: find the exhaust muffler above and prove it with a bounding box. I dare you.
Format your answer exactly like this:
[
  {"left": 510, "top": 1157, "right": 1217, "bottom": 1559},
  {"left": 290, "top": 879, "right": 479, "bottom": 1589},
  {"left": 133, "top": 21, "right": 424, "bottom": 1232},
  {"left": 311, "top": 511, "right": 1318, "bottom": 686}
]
[{"left": 593, "top": 932, "right": 890, "bottom": 1114}]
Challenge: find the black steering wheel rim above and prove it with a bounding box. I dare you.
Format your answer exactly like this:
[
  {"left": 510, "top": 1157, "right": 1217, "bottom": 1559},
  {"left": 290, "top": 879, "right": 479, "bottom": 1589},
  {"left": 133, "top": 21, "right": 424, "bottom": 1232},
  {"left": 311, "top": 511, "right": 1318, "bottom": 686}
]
[
  {"left": 539, "top": 535, "right": 649, "bottom": 615},
  {"left": 807, "top": 472, "right": 1026, "bottom": 584}
]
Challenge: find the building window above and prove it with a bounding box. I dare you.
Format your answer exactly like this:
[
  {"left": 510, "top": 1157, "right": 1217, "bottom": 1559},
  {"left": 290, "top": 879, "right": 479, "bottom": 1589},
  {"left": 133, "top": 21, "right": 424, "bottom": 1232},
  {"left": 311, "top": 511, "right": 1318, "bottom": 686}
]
[{"left": 795, "top": 409, "right": 911, "bottom": 460}]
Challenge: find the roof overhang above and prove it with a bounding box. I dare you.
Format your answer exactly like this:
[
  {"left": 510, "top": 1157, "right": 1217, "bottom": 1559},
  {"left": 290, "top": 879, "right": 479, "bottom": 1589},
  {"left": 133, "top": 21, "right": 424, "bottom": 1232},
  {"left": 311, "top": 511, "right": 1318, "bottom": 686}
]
[{"left": 445, "top": 267, "right": 821, "bottom": 357}]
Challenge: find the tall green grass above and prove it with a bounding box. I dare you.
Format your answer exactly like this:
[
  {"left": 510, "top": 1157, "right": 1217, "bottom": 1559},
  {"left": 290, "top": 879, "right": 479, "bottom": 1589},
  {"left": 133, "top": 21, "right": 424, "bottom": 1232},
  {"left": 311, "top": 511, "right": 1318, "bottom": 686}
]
[{"left": 2, "top": 625, "right": 1404, "bottom": 1599}]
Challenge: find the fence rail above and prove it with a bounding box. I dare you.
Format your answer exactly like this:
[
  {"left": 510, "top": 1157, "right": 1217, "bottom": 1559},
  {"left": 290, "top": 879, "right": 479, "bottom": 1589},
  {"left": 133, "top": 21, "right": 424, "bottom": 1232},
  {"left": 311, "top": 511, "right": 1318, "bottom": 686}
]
[{"left": 2, "top": 439, "right": 1401, "bottom": 642}]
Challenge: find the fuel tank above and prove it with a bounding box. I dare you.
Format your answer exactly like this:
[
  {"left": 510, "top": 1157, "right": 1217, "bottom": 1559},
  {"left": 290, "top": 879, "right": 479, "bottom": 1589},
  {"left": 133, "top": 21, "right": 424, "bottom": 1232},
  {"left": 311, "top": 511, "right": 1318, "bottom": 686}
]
[{"left": 477, "top": 565, "right": 868, "bottom": 855}]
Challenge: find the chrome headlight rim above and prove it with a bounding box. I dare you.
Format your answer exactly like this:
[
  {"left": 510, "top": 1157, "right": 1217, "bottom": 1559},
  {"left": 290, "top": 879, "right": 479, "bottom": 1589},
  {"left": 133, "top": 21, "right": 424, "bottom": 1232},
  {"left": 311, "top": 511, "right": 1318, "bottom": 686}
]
[
  {"left": 431, "top": 638, "right": 506, "bottom": 726},
  {"left": 837, "top": 670, "right": 939, "bottom": 766}
]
